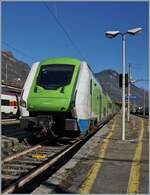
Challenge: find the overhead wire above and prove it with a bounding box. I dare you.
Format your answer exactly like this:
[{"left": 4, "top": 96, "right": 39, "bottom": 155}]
[
  {"left": 3, "top": 4, "right": 87, "bottom": 62},
  {"left": 43, "top": 2, "right": 87, "bottom": 61}
]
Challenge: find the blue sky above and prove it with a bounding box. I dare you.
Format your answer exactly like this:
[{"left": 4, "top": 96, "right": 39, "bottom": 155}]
[{"left": 2, "top": 1, "right": 149, "bottom": 90}]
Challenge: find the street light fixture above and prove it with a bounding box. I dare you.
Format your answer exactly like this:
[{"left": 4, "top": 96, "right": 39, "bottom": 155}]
[
  {"left": 105, "top": 28, "right": 143, "bottom": 38},
  {"left": 105, "top": 31, "right": 120, "bottom": 38},
  {"left": 105, "top": 27, "right": 143, "bottom": 141},
  {"left": 127, "top": 28, "right": 142, "bottom": 35}
]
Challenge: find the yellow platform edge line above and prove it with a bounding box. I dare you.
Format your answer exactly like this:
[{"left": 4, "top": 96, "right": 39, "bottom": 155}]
[
  {"left": 127, "top": 119, "right": 145, "bottom": 194},
  {"left": 79, "top": 120, "right": 116, "bottom": 194}
]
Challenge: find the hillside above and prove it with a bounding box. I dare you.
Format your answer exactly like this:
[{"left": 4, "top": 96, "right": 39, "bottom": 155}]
[
  {"left": 1, "top": 51, "right": 148, "bottom": 107},
  {"left": 1, "top": 51, "right": 30, "bottom": 88},
  {"left": 95, "top": 69, "right": 149, "bottom": 107}
]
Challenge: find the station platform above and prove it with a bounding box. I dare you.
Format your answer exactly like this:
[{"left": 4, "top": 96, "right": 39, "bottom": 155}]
[
  {"left": 78, "top": 113, "right": 149, "bottom": 194},
  {"left": 32, "top": 112, "right": 149, "bottom": 194}
]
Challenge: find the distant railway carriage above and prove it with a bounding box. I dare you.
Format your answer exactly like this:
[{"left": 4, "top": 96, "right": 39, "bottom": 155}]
[
  {"left": 20, "top": 58, "right": 119, "bottom": 137},
  {"left": 1, "top": 94, "right": 20, "bottom": 118}
]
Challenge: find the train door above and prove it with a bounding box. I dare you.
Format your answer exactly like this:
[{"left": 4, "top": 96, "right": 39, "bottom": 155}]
[
  {"left": 106, "top": 101, "right": 108, "bottom": 116},
  {"left": 14, "top": 101, "right": 18, "bottom": 114},
  {"left": 99, "top": 93, "right": 102, "bottom": 120},
  {"left": 90, "top": 79, "right": 93, "bottom": 114},
  {"left": 104, "top": 107, "right": 106, "bottom": 118},
  {"left": 9, "top": 100, "right": 14, "bottom": 114}
]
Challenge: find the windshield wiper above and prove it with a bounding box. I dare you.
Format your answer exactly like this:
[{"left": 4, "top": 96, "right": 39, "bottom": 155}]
[
  {"left": 36, "top": 83, "right": 68, "bottom": 90},
  {"left": 60, "top": 86, "right": 65, "bottom": 93}
]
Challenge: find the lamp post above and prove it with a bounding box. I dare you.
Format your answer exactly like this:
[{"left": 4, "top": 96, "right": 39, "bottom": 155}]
[
  {"left": 105, "top": 27, "right": 143, "bottom": 140},
  {"left": 127, "top": 64, "right": 131, "bottom": 121}
]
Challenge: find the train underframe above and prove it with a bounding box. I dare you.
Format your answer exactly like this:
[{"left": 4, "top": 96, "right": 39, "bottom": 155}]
[
  {"left": 20, "top": 112, "right": 81, "bottom": 138},
  {"left": 20, "top": 111, "right": 114, "bottom": 139}
]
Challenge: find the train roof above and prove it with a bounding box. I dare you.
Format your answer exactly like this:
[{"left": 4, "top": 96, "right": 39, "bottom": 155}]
[{"left": 39, "top": 57, "right": 81, "bottom": 66}]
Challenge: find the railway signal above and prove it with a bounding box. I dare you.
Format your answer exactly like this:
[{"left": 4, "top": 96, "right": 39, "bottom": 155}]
[{"left": 119, "top": 73, "right": 128, "bottom": 88}]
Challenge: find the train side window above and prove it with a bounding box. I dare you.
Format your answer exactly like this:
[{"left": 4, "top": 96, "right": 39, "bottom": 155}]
[
  {"left": 90, "top": 79, "right": 92, "bottom": 95},
  {"left": 104, "top": 107, "right": 106, "bottom": 116},
  {"left": 1, "top": 99, "right": 10, "bottom": 106},
  {"left": 99, "top": 94, "right": 102, "bottom": 112},
  {"left": 109, "top": 103, "right": 112, "bottom": 109}
]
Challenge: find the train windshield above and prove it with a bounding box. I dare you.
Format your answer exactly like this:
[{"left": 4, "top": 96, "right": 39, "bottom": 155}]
[{"left": 37, "top": 64, "right": 74, "bottom": 89}]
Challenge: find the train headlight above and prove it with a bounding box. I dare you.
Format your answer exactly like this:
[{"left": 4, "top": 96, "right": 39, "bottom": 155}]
[{"left": 20, "top": 99, "right": 27, "bottom": 108}]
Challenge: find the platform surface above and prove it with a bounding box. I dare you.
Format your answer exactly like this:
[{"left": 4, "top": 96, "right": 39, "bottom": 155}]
[{"left": 78, "top": 113, "right": 149, "bottom": 194}]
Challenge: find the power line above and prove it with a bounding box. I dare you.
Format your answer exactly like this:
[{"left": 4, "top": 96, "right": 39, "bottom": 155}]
[
  {"left": 2, "top": 41, "right": 37, "bottom": 62},
  {"left": 43, "top": 2, "right": 87, "bottom": 61}
]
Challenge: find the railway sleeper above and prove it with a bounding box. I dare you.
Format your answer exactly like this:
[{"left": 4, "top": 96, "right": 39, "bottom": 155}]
[
  {"left": 3, "top": 163, "right": 35, "bottom": 169},
  {"left": 2, "top": 168, "right": 29, "bottom": 177},
  {"left": 2, "top": 174, "right": 19, "bottom": 180},
  {"left": 20, "top": 156, "right": 48, "bottom": 162},
  {"left": 11, "top": 160, "right": 43, "bottom": 165}
]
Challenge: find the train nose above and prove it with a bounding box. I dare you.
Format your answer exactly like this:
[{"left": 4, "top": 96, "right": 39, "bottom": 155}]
[{"left": 28, "top": 97, "right": 70, "bottom": 112}]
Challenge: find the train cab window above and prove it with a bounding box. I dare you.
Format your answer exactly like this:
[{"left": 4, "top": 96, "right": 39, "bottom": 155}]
[
  {"left": 1, "top": 99, "right": 10, "bottom": 106},
  {"left": 37, "top": 64, "right": 74, "bottom": 90}
]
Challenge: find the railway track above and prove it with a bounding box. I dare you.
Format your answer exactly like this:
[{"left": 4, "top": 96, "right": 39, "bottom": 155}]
[
  {"left": 2, "top": 114, "right": 115, "bottom": 194},
  {"left": 2, "top": 118, "right": 20, "bottom": 124},
  {"left": 134, "top": 114, "right": 149, "bottom": 119},
  {"left": 2, "top": 138, "right": 80, "bottom": 194}
]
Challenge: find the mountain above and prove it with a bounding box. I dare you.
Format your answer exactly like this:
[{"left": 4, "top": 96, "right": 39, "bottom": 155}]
[
  {"left": 1, "top": 51, "right": 148, "bottom": 107},
  {"left": 1, "top": 51, "right": 30, "bottom": 88},
  {"left": 95, "top": 69, "right": 149, "bottom": 107}
]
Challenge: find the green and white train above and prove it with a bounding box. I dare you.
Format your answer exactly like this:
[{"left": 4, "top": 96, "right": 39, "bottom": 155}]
[{"left": 20, "top": 58, "right": 119, "bottom": 137}]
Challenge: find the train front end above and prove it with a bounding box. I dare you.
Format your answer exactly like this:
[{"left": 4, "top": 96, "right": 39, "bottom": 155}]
[{"left": 20, "top": 58, "right": 80, "bottom": 137}]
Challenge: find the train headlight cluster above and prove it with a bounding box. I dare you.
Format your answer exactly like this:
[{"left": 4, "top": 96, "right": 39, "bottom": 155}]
[{"left": 20, "top": 99, "right": 27, "bottom": 108}]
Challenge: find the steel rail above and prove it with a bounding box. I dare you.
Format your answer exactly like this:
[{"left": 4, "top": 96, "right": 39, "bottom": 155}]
[
  {"left": 2, "top": 139, "right": 81, "bottom": 194},
  {"left": 2, "top": 112, "right": 117, "bottom": 194},
  {"left": 134, "top": 114, "right": 149, "bottom": 120},
  {"left": 2, "top": 144, "right": 43, "bottom": 163}
]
